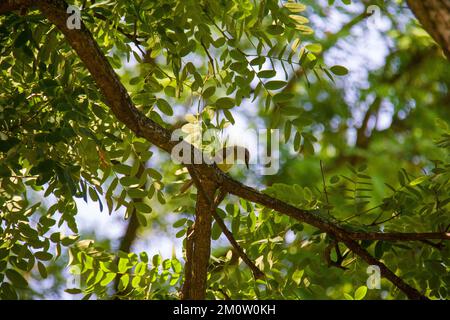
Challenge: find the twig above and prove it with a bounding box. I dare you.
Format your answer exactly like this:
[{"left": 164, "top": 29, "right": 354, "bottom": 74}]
[
  {"left": 181, "top": 224, "right": 194, "bottom": 299},
  {"left": 324, "top": 240, "right": 348, "bottom": 270},
  {"left": 217, "top": 288, "right": 231, "bottom": 300},
  {"left": 200, "top": 41, "right": 215, "bottom": 76},
  {"left": 211, "top": 202, "right": 265, "bottom": 279},
  {"left": 349, "top": 231, "right": 450, "bottom": 241},
  {"left": 420, "top": 240, "right": 445, "bottom": 250},
  {"left": 320, "top": 160, "right": 331, "bottom": 216}
]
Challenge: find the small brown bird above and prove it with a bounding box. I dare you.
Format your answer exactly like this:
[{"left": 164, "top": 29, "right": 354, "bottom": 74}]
[
  {"left": 179, "top": 145, "right": 250, "bottom": 194},
  {"left": 214, "top": 145, "right": 250, "bottom": 172}
]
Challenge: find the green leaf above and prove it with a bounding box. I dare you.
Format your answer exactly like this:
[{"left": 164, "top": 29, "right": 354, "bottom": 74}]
[
  {"left": 266, "top": 25, "right": 284, "bottom": 35},
  {"left": 5, "top": 269, "right": 28, "bottom": 288},
  {"left": 156, "top": 99, "right": 173, "bottom": 116},
  {"left": 147, "top": 168, "right": 162, "bottom": 180},
  {"left": 175, "top": 229, "right": 186, "bottom": 238},
  {"left": 292, "top": 269, "right": 304, "bottom": 285},
  {"left": 65, "top": 288, "right": 82, "bottom": 294},
  {"left": 118, "top": 258, "right": 128, "bottom": 273},
  {"left": 173, "top": 218, "right": 187, "bottom": 228},
  {"left": 119, "top": 274, "right": 130, "bottom": 289},
  {"left": 134, "top": 202, "right": 152, "bottom": 214},
  {"left": 258, "top": 70, "right": 276, "bottom": 78},
  {"left": 171, "top": 259, "right": 182, "bottom": 273},
  {"left": 131, "top": 275, "right": 141, "bottom": 288},
  {"left": 330, "top": 65, "right": 349, "bottom": 76},
  {"left": 354, "top": 286, "right": 367, "bottom": 300},
  {"left": 409, "top": 176, "right": 428, "bottom": 186},
  {"left": 289, "top": 15, "right": 310, "bottom": 25},
  {"left": 265, "top": 81, "right": 287, "bottom": 90},
  {"left": 14, "top": 29, "right": 31, "bottom": 48},
  {"left": 273, "top": 93, "right": 294, "bottom": 103},
  {"left": 100, "top": 272, "right": 116, "bottom": 286},
  {"left": 284, "top": 3, "right": 307, "bottom": 12},
  {"left": 37, "top": 262, "right": 48, "bottom": 279},
  {"left": 202, "top": 86, "right": 216, "bottom": 99},
  {"left": 215, "top": 97, "right": 235, "bottom": 109},
  {"left": 152, "top": 254, "right": 162, "bottom": 267},
  {"left": 344, "top": 292, "right": 354, "bottom": 300},
  {"left": 305, "top": 43, "right": 322, "bottom": 54},
  {"left": 127, "top": 188, "right": 147, "bottom": 198},
  {"left": 211, "top": 222, "right": 222, "bottom": 240},
  {"left": 120, "top": 176, "right": 140, "bottom": 187},
  {"left": 284, "top": 120, "right": 292, "bottom": 142},
  {"left": 330, "top": 176, "right": 340, "bottom": 184},
  {"left": 35, "top": 251, "right": 53, "bottom": 261}
]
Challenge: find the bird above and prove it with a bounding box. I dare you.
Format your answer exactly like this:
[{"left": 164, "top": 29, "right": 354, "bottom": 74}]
[
  {"left": 179, "top": 145, "right": 250, "bottom": 194},
  {"left": 214, "top": 145, "right": 250, "bottom": 172}
]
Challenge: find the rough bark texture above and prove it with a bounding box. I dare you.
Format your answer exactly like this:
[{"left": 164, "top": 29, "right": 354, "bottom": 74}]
[
  {"left": 3, "top": 0, "right": 450, "bottom": 300},
  {"left": 407, "top": 0, "right": 450, "bottom": 59},
  {"left": 189, "top": 179, "right": 216, "bottom": 300}
]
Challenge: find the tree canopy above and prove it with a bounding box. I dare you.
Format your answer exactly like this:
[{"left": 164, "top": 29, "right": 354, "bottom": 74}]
[{"left": 0, "top": 0, "right": 449, "bottom": 300}]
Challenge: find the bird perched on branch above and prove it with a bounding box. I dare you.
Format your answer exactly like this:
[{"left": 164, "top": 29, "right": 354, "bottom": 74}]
[{"left": 179, "top": 145, "right": 250, "bottom": 194}]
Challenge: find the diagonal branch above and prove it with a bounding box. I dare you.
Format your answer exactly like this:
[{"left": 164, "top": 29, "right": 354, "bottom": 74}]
[
  {"left": 211, "top": 209, "right": 265, "bottom": 280},
  {"left": 4, "top": 0, "right": 442, "bottom": 300},
  {"left": 209, "top": 190, "right": 265, "bottom": 280},
  {"left": 349, "top": 232, "right": 450, "bottom": 242},
  {"left": 220, "top": 179, "right": 427, "bottom": 300}
]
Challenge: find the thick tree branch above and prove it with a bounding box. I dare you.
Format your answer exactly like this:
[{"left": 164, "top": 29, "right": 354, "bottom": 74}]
[
  {"left": 349, "top": 232, "right": 450, "bottom": 242},
  {"left": 3, "top": 0, "right": 439, "bottom": 299},
  {"left": 407, "top": 0, "right": 450, "bottom": 60},
  {"left": 0, "top": 0, "right": 31, "bottom": 14}
]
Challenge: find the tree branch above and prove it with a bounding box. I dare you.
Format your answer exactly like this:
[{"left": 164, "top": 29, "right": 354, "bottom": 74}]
[
  {"left": 220, "top": 179, "right": 427, "bottom": 300},
  {"left": 407, "top": 0, "right": 450, "bottom": 59},
  {"left": 210, "top": 191, "right": 265, "bottom": 280},
  {"left": 0, "top": 0, "right": 31, "bottom": 14},
  {"left": 181, "top": 224, "right": 194, "bottom": 299},
  {"left": 349, "top": 232, "right": 450, "bottom": 241}
]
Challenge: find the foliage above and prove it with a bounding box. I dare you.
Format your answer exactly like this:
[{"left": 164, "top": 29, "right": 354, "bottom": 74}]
[{"left": 0, "top": 0, "right": 449, "bottom": 300}]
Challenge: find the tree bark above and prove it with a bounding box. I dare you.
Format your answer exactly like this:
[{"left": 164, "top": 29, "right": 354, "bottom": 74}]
[
  {"left": 407, "top": 0, "right": 450, "bottom": 59},
  {"left": 190, "top": 180, "right": 216, "bottom": 300},
  {"left": 182, "top": 174, "right": 217, "bottom": 300}
]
